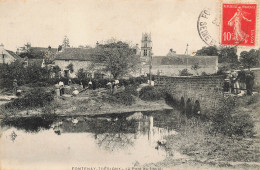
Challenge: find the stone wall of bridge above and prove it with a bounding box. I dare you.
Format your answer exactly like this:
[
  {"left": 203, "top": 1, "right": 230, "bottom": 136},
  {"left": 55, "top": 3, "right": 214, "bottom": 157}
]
[{"left": 154, "top": 75, "right": 225, "bottom": 113}]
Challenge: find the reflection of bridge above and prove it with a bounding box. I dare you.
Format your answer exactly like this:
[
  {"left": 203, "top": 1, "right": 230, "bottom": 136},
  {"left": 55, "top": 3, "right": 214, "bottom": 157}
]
[{"left": 136, "top": 115, "right": 176, "bottom": 146}]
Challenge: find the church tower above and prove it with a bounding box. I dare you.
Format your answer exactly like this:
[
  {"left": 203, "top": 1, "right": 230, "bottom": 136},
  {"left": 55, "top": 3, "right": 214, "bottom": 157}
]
[{"left": 141, "top": 33, "right": 152, "bottom": 62}]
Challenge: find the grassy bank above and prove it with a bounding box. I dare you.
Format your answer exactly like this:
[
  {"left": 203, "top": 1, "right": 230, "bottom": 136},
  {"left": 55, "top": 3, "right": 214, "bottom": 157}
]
[
  {"left": 160, "top": 94, "right": 260, "bottom": 167},
  {"left": 0, "top": 85, "right": 172, "bottom": 118}
]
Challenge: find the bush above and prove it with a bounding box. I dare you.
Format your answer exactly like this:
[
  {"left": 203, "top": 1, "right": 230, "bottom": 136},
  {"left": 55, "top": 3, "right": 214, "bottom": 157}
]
[
  {"left": 111, "top": 91, "right": 136, "bottom": 106},
  {"left": 2, "top": 114, "right": 57, "bottom": 132},
  {"left": 246, "top": 95, "right": 259, "bottom": 105},
  {"left": 179, "top": 69, "right": 193, "bottom": 76},
  {"left": 210, "top": 97, "right": 255, "bottom": 137},
  {"left": 201, "top": 72, "right": 208, "bottom": 76},
  {"left": 5, "top": 88, "right": 54, "bottom": 110},
  {"left": 125, "top": 84, "right": 138, "bottom": 96},
  {"left": 139, "top": 86, "right": 165, "bottom": 101}
]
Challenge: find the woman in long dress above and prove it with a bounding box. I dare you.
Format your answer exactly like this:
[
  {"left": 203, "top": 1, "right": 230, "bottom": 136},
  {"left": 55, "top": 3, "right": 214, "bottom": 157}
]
[{"left": 228, "top": 7, "right": 251, "bottom": 43}]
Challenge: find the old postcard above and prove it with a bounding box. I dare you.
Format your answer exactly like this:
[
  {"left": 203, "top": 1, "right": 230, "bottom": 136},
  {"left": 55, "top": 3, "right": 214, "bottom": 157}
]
[{"left": 0, "top": 0, "right": 260, "bottom": 169}]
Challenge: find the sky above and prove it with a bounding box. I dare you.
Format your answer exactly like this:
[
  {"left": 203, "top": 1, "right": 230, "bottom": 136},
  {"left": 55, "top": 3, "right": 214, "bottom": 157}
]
[{"left": 0, "top": 0, "right": 258, "bottom": 55}]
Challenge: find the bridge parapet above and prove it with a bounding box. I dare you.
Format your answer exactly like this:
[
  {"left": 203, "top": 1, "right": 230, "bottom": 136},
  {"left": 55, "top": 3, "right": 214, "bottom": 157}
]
[{"left": 154, "top": 75, "right": 225, "bottom": 114}]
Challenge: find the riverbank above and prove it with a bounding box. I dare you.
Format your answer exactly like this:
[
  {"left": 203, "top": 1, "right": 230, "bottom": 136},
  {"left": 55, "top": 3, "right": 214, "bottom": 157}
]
[
  {"left": 0, "top": 87, "right": 172, "bottom": 118},
  {"left": 146, "top": 95, "right": 260, "bottom": 169}
]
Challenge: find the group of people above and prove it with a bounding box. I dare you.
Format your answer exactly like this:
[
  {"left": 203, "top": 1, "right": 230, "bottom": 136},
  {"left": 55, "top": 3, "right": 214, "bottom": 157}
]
[
  {"left": 180, "top": 97, "right": 201, "bottom": 118},
  {"left": 224, "top": 71, "right": 255, "bottom": 95},
  {"left": 106, "top": 79, "right": 119, "bottom": 94},
  {"left": 54, "top": 79, "right": 95, "bottom": 97}
]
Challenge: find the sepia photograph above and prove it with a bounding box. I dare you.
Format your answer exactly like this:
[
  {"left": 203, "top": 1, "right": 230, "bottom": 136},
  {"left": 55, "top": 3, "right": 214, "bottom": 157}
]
[{"left": 0, "top": 0, "right": 260, "bottom": 169}]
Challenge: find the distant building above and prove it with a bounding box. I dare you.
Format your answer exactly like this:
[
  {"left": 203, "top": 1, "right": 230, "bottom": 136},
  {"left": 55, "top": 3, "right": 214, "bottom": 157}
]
[
  {"left": 143, "top": 55, "right": 218, "bottom": 76},
  {"left": 139, "top": 33, "right": 218, "bottom": 76},
  {"left": 54, "top": 48, "right": 105, "bottom": 78},
  {"left": 16, "top": 43, "right": 58, "bottom": 59},
  {"left": 0, "top": 44, "right": 21, "bottom": 64},
  {"left": 140, "top": 33, "right": 152, "bottom": 63}
]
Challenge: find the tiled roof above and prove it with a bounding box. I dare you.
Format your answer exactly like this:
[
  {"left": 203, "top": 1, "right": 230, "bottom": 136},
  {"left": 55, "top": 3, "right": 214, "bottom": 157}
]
[
  {"left": 30, "top": 47, "right": 57, "bottom": 58},
  {"left": 6, "top": 50, "right": 20, "bottom": 59},
  {"left": 27, "top": 59, "right": 44, "bottom": 66},
  {"left": 54, "top": 48, "right": 96, "bottom": 61}
]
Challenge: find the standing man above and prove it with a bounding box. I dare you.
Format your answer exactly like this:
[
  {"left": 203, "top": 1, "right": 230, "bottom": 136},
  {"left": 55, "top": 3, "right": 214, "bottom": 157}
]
[
  {"left": 58, "top": 80, "right": 64, "bottom": 96},
  {"left": 88, "top": 80, "right": 93, "bottom": 89},
  {"left": 13, "top": 79, "right": 18, "bottom": 96}
]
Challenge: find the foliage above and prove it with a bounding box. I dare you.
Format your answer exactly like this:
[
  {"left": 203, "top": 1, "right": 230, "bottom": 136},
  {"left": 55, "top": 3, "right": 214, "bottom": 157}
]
[
  {"left": 210, "top": 97, "right": 255, "bottom": 137},
  {"left": 246, "top": 94, "right": 259, "bottom": 105},
  {"left": 201, "top": 72, "right": 208, "bottom": 76},
  {"left": 77, "top": 68, "right": 88, "bottom": 81},
  {"left": 218, "top": 47, "right": 238, "bottom": 63},
  {"left": 124, "top": 84, "right": 138, "bottom": 96},
  {"left": 108, "top": 91, "right": 136, "bottom": 106},
  {"left": 179, "top": 69, "right": 192, "bottom": 76},
  {"left": 191, "top": 63, "right": 200, "bottom": 71},
  {"left": 114, "top": 91, "right": 136, "bottom": 106},
  {"left": 92, "top": 40, "right": 140, "bottom": 79},
  {"left": 58, "top": 45, "right": 62, "bottom": 52},
  {"left": 0, "top": 60, "right": 61, "bottom": 89},
  {"left": 5, "top": 88, "right": 54, "bottom": 110},
  {"left": 240, "top": 49, "right": 260, "bottom": 70},
  {"left": 196, "top": 46, "right": 239, "bottom": 64},
  {"left": 62, "top": 35, "right": 70, "bottom": 48},
  {"left": 196, "top": 46, "right": 218, "bottom": 56},
  {"left": 2, "top": 114, "right": 57, "bottom": 132},
  {"left": 139, "top": 86, "right": 165, "bottom": 101},
  {"left": 191, "top": 63, "right": 201, "bottom": 75},
  {"left": 66, "top": 63, "right": 74, "bottom": 73}
]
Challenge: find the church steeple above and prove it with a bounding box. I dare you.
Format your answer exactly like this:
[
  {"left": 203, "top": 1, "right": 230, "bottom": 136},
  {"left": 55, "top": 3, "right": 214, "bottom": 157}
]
[{"left": 141, "top": 33, "right": 152, "bottom": 60}]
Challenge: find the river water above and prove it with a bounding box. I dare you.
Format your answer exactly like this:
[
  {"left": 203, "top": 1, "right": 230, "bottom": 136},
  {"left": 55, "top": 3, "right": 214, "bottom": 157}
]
[{"left": 0, "top": 109, "right": 185, "bottom": 169}]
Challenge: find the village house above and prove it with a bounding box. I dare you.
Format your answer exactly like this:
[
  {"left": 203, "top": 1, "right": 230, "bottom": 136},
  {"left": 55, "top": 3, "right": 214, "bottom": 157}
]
[
  {"left": 54, "top": 48, "right": 106, "bottom": 78},
  {"left": 143, "top": 55, "right": 218, "bottom": 76},
  {"left": 0, "top": 44, "right": 21, "bottom": 64}
]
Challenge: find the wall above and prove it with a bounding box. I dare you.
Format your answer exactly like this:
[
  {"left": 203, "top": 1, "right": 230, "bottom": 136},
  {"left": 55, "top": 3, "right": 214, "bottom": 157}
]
[
  {"left": 142, "top": 55, "right": 218, "bottom": 76},
  {"left": 155, "top": 75, "right": 225, "bottom": 113},
  {"left": 54, "top": 59, "right": 107, "bottom": 78},
  {"left": 143, "top": 64, "right": 217, "bottom": 76},
  {"left": 0, "top": 49, "right": 16, "bottom": 64},
  {"left": 54, "top": 59, "right": 91, "bottom": 78}
]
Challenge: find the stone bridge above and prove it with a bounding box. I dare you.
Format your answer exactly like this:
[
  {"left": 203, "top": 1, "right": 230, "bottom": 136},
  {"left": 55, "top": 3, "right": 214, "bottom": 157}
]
[{"left": 154, "top": 75, "right": 225, "bottom": 114}]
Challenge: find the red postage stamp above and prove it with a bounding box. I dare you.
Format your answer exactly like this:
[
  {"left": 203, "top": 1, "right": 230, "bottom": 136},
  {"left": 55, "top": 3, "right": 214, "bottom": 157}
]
[{"left": 221, "top": 4, "right": 257, "bottom": 46}]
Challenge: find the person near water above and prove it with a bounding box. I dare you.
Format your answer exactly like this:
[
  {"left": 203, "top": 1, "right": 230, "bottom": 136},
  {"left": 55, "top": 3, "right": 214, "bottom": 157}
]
[
  {"left": 72, "top": 87, "right": 79, "bottom": 96},
  {"left": 13, "top": 79, "right": 18, "bottom": 96},
  {"left": 58, "top": 81, "right": 64, "bottom": 95},
  {"left": 107, "top": 81, "right": 112, "bottom": 93},
  {"left": 88, "top": 81, "right": 93, "bottom": 89}
]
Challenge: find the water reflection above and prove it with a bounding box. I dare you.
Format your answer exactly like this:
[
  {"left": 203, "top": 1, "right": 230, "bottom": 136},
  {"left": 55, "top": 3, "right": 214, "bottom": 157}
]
[{"left": 0, "top": 109, "right": 182, "bottom": 168}]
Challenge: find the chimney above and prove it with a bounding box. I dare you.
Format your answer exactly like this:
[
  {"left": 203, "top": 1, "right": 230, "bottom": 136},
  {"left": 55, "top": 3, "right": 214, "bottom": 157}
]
[
  {"left": 96, "top": 41, "right": 99, "bottom": 47},
  {"left": 0, "top": 43, "right": 4, "bottom": 50}
]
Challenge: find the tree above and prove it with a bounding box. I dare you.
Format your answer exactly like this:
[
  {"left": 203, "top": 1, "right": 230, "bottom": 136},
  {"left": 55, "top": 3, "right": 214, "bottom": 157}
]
[
  {"left": 62, "top": 36, "right": 70, "bottom": 48},
  {"left": 191, "top": 63, "right": 201, "bottom": 75},
  {"left": 196, "top": 46, "right": 218, "bottom": 56},
  {"left": 179, "top": 69, "right": 192, "bottom": 76},
  {"left": 66, "top": 63, "right": 74, "bottom": 73},
  {"left": 77, "top": 68, "right": 88, "bottom": 80},
  {"left": 58, "top": 45, "right": 62, "bottom": 52},
  {"left": 240, "top": 49, "right": 260, "bottom": 70},
  {"left": 218, "top": 46, "right": 238, "bottom": 63},
  {"left": 92, "top": 41, "right": 140, "bottom": 79},
  {"left": 196, "top": 46, "right": 239, "bottom": 64}
]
